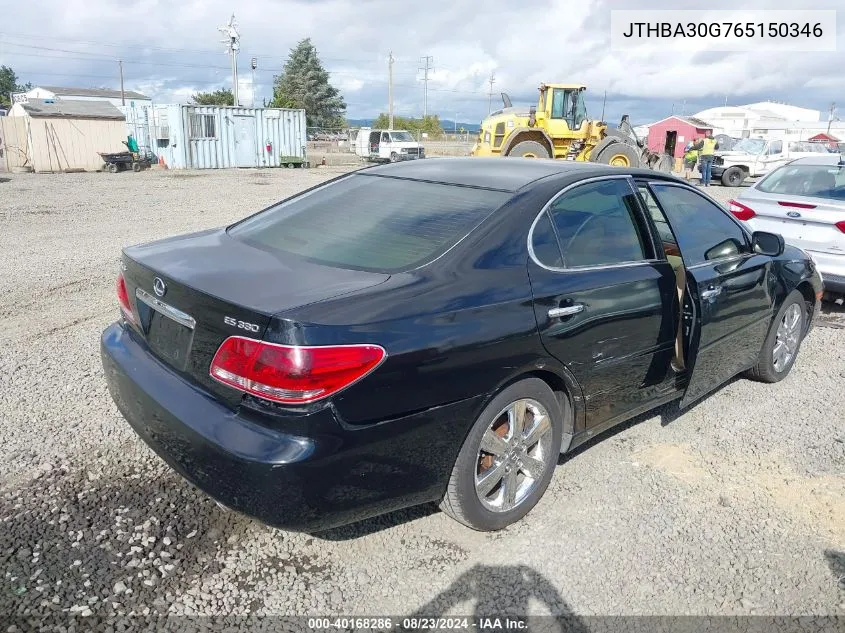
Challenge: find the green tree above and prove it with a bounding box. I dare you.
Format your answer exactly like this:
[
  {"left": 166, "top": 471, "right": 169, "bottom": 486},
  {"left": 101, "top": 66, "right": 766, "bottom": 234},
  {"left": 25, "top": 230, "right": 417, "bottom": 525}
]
[
  {"left": 0, "top": 66, "right": 32, "bottom": 107},
  {"left": 190, "top": 88, "right": 234, "bottom": 106},
  {"left": 371, "top": 114, "right": 444, "bottom": 138},
  {"left": 271, "top": 38, "right": 346, "bottom": 128}
]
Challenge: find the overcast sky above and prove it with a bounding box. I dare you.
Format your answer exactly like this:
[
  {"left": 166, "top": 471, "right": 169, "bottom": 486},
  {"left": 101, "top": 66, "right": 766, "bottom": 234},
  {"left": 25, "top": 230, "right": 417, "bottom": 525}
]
[{"left": 1, "top": 0, "right": 842, "bottom": 126}]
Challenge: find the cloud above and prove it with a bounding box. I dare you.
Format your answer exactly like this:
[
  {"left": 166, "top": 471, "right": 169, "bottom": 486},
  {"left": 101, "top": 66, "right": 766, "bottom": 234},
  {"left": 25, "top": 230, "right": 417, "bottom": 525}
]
[{"left": 1, "top": 0, "right": 842, "bottom": 124}]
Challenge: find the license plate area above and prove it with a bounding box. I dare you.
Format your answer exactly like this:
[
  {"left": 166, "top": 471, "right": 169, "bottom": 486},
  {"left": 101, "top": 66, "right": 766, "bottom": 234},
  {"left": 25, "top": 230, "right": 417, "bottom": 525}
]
[{"left": 135, "top": 288, "right": 196, "bottom": 372}]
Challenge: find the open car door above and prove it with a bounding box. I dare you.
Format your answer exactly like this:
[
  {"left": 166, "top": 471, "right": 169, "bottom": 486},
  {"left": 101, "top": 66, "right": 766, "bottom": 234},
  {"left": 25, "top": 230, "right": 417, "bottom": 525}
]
[{"left": 637, "top": 180, "right": 776, "bottom": 408}]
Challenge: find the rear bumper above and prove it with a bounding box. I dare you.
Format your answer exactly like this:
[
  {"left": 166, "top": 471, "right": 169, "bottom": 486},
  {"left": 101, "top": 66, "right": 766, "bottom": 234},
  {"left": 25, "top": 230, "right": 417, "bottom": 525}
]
[
  {"left": 806, "top": 250, "right": 845, "bottom": 294},
  {"left": 100, "top": 322, "right": 482, "bottom": 532}
]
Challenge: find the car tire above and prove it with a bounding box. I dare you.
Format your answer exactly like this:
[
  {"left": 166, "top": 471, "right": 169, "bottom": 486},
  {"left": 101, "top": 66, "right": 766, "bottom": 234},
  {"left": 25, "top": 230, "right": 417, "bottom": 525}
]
[
  {"left": 390, "top": 152, "right": 399, "bottom": 163},
  {"left": 721, "top": 166, "right": 745, "bottom": 187},
  {"left": 745, "top": 289, "right": 807, "bottom": 383},
  {"left": 508, "top": 141, "right": 550, "bottom": 159},
  {"left": 440, "top": 377, "right": 563, "bottom": 531}
]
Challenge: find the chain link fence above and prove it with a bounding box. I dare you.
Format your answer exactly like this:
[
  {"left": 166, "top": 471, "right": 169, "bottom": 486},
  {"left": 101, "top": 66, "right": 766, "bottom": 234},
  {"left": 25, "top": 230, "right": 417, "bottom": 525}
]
[{"left": 305, "top": 127, "right": 475, "bottom": 165}]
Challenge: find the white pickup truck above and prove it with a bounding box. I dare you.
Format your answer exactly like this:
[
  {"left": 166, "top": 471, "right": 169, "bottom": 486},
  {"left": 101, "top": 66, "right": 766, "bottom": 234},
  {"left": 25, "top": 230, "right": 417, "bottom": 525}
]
[{"left": 707, "top": 138, "right": 833, "bottom": 187}]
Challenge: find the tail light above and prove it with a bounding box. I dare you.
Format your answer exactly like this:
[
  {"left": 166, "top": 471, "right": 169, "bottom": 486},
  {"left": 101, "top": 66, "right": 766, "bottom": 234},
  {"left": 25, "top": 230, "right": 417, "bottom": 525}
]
[
  {"left": 777, "top": 201, "right": 816, "bottom": 209},
  {"left": 209, "top": 336, "right": 386, "bottom": 404},
  {"left": 836, "top": 221, "right": 845, "bottom": 234},
  {"left": 116, "top": 272, "right": 136, "bottom": 324},
  {"left": 728, "top": 199, "right": 756, "bottom": 221}
]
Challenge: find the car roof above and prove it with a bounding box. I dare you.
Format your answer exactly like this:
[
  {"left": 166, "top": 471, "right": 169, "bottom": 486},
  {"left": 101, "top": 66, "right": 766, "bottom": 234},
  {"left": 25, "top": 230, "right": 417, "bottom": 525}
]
[
  {"left": 359, "top": 157, "right": 650, "bottom": 192},
  {"left": 784, "top": 154, "right": 845, "bottom": 166}
]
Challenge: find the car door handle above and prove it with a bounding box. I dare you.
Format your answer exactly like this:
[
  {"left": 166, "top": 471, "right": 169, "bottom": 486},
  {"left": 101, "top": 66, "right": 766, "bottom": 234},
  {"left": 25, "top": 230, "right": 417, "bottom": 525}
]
[
  {"left": 700, "top": 285, "right": 722, "bottom": 300},
  {"left": 548, "top": 304, "right": 585, "bottom": 318}
]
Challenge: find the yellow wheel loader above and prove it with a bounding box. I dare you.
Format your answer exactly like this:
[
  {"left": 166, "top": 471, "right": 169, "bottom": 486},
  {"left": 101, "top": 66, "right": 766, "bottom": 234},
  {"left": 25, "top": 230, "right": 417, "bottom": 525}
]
[{"left": 470, "top": 83, "right": 673, "bottom": 171}]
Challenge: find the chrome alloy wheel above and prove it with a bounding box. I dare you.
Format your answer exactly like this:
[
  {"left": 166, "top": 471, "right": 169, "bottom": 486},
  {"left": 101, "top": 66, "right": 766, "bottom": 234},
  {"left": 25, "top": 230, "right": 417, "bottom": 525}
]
[
  {"left": 474, "top": 398, "right": 553, "bottom": 513},
  {"left": 773, "top": 303, "right": 802, "bottom": 373}
]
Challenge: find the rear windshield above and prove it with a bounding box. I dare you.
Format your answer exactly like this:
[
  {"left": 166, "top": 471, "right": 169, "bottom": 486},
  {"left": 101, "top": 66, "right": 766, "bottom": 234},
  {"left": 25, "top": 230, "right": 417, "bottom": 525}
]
[
  {"left": 756, "top": 164, "right": 845, "bottom": 200},
  {"left": 227, "top": 174, "right": 510, "bottom": 273}
]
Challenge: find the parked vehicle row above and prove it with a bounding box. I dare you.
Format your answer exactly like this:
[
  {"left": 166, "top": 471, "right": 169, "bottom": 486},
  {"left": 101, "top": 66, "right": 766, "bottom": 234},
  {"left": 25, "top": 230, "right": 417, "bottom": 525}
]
[
  {"left": 704, "top": 138, "right": 834, "bottom": 187},
  {"left": 101, "top": 158, "right": 822, "bottom": 534}
]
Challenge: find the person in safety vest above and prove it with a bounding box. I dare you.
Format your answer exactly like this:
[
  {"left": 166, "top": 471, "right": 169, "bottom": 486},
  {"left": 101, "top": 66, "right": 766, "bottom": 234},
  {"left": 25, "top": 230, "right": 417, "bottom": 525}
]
[
  {"left": 682, "top": 142, "right": 698, "bottom": 181},
  {"left": 692, "top": 130, "right": 719, "bottom": 187}
]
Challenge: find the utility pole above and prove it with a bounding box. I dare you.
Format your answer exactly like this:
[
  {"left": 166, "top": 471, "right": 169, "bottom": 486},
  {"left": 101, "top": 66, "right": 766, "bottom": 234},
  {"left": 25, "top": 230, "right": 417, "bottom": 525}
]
[
  {"left": 251, "top": 57, "right": 257, "bottom": 108},
  {"left": 827, "top": 102, "right": 837, "bottom": 134},
  {"left": 419, "top": 55, "right": 433, "bottom": 118},
  {"left": 219, "top": 14, "right": 241, "bottom": 106},
  {"left": 388, "top": 51, "right": 394, "bottom": 129},
  {"left": 487, "top": 71, "right": 496, "bottom": 115},
  {"left": 118, "top": 60, "right": 125, "bottom": 106},
  {"left": 600, "top": 90, "right": 607, "bottom": 122}
]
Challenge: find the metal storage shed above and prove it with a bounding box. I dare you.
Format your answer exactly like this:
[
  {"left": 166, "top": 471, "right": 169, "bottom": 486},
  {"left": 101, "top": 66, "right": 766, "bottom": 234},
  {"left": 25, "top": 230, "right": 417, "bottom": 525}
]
[
  {"left": 149, "top": 105, "right": 307, "bottom": 169},
  {"left": 7, "top": 98, "right": 128, "bottom": 172}
]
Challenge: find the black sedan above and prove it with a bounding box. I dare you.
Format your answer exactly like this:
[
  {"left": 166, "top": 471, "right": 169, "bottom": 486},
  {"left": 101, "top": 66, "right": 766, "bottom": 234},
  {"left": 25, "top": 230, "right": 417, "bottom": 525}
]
[{"left": 101, "top": 157, "right": 823, "bottom": 533}]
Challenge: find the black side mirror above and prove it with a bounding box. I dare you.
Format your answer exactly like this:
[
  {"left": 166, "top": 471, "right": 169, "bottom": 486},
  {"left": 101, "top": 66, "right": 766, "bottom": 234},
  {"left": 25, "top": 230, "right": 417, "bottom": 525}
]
[{"left": 752, "top": 231, "right": 784, "bottom": 257}]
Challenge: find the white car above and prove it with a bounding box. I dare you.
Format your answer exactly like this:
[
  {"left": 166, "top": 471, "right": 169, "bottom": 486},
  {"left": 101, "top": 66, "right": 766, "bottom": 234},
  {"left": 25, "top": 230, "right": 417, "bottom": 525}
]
[
  {"left": 708, "top": 138, "right": 832, "bottom": 187},
  {"left": 728, "top": 154, "right": 845, "bottom": 297}
]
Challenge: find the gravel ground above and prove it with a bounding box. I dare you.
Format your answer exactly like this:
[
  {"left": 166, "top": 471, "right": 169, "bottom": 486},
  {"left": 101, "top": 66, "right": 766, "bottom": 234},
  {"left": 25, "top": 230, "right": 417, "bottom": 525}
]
[{"left": 1, "top": 168, "right": 844, "bottom": 626}]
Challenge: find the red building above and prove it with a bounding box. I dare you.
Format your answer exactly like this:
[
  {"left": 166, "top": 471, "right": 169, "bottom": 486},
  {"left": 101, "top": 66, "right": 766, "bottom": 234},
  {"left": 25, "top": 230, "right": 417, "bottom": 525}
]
[
  {"left": 807, "top": 132, "right": 840, "bottom": 151},
  {"left": 647, "top": 116, "right": 714, "bottom": 159}
]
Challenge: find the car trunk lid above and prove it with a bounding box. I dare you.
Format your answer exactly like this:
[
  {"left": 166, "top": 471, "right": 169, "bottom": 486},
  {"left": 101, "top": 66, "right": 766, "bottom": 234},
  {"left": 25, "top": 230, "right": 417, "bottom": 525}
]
[
  {"left": 741, "top": 194, "right": 845, "bottom": 256},
  {"left": 120, "top": 228, "right": 389, "bottom": 406}
]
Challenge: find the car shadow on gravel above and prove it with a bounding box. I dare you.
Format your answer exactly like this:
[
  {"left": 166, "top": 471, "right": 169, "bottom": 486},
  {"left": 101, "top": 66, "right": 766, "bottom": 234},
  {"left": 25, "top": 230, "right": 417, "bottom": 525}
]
[
  {"left": 0, "top": 462, "right": 250, "bottom": 619},
  {"left": 409, "top": 563, "right": 586, "bottom": 630},
  {"left": 824, "top": 550, "right": 845, "bottom": 589},
  {"left": 315, "top": 503, "right": 440, "bottom": 541},
  {"left": 558, "top": 378, "right": 740, "bottom": 467}
]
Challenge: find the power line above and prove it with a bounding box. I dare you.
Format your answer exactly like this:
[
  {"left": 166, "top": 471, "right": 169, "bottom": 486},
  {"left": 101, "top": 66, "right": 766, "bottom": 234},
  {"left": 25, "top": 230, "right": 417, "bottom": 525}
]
[
  {"left": 419, "top": 55, "right": 433, "bottom": 118},
  {"left": 0, "top": 32, "right": 408, "bottom": 66}
]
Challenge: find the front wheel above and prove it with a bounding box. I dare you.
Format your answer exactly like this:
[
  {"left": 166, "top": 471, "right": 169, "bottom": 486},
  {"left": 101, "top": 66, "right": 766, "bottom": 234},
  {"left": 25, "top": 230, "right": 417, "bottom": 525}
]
[
  {"left": 507, "top": 141, "right": 550, "bottom": 159},
  {"left": 745, "top": 289, "right": 807, "bottom": 383},
  {"left": 597, "top": 143, "right": 640, "bottom": 168},
  {"left": 440, "top": 378, "right": 563, "bottom": 531},
  {"left": 721, "top": 166, "right": 745, "bottom": 187}
]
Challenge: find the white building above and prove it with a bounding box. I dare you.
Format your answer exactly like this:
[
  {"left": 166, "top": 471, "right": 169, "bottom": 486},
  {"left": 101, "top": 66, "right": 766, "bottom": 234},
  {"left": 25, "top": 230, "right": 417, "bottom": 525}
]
[
  {"left": 742, "top": 101, "right": 820, "bottom": 122},
  {"left": 11, "top": 86, "right": 152, "bottom": 109},
  {"left": 691, "top": 101, "right": 828, "bottom": 139}
]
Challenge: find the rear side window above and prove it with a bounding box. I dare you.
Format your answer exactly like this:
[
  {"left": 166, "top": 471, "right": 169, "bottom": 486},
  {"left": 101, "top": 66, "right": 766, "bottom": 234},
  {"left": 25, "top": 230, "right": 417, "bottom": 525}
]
[
  {"left": 228, "top": 175, "right": 510, "bottom": 273},
  {"left": 537, "top": 178, "right": 650, "bottom": 268},
  {"left": 756, "top": 164, "right": 845, "bottom": 200}
]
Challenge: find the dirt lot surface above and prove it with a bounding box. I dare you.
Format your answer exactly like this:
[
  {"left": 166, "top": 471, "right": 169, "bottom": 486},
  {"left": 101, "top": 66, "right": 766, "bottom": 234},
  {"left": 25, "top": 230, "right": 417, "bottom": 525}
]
[{"left": 1, "top": 167, "right": 844, "bottom": 624}]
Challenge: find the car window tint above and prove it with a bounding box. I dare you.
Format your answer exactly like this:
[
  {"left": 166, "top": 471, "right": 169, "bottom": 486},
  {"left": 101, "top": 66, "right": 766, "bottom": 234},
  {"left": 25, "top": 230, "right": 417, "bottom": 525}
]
[
  {"left": 546, "top": 179, "right": 648, "bottom": 268},
  {"left": 228, "top": 175, "right": 510, "bottom": 273},
  {"left": 637, "top": 186, "right": 682, "bottom": 258},
  {"left": 531, "top": 211, "right": 564, "bottom": 268},
  {"left": 650, "top": 185, "right": 748, "bottom": 266},
  {"left": 756, "top": 164, "right": 845, "bottom": 200}
]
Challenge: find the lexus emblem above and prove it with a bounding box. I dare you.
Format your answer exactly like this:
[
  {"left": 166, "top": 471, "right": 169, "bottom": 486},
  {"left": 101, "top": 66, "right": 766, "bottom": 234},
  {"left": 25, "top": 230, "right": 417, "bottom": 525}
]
[
  {"left": 786, "top": 211, "right": 801, "bottom": 218},
  {"left": 153, "top": 277, "right": 167, "bottom": 297}
]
